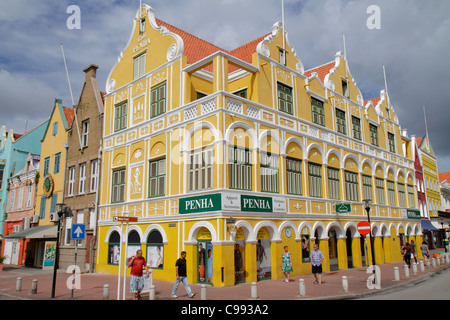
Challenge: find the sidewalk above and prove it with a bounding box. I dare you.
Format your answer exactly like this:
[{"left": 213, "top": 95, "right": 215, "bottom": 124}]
[{"left": 0, "top": 249, "right": 448, "bottom": 301}]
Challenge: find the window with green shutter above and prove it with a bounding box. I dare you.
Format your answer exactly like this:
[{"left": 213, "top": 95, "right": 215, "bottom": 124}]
[
  {"left": 112, "top": 169, "right": 126, "bottom": 203},
  {"left": 148, "top": 158, "right": 166, "bottom": 198},
  {"left": 277, "top": 83, "right": 293, "bottom": 114},
  {"left": 114, "top": 102, "right": 128, "bottom": 132},
  {"left": 229, "top": 147, "right": 252, "bottom": 191},
  {"left": 362, "top": 175, "right": 373, "bottom": 201},
  {"left": 335, "top": 108, "right": 346, "bottom": 135},
  {"left": 327, "top": 167, "right": 340, "bottom": 200},
  {"left": 376, "top": 178, "right": 385, "bottom": 204},
  {"left": 311, "top": 97, "right": 325, "bottom": 126},
  {"left": 352, "top": 116, "right": 361, "bottom": 140},
  {"left": 370, "top": 124, "right": 379, "bottom": 146},
  {"left": 286, "top": 157, "right": 302, "bottom": 195},
  {"left": 388, "top": 132, "right": 396, "bottom": 153},
  {"left": 345, "top": 171, "right": 359, "bottom": 201},
  {"left": 308, "top": 162, "right": 322, "bottom": 198},
  {"left": 151, "top": 83, "right": 166, "bottom": 118}
]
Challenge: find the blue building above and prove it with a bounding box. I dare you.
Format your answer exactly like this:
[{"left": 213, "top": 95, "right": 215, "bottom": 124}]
[{"left": 0, "top": 121, "right": 48, "bottom": 238}]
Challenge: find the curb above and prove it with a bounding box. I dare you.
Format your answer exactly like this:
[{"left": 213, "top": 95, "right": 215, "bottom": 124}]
[{"left": 302, "top": 265, "right": 449, "bottom": 300}]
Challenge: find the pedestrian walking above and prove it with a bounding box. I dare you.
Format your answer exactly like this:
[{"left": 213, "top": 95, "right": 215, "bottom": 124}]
[
  {"left": 171, "top": 251, "right": 196, "bottom": 298},
  {"left": 127, "top": 249, "right": 150, "bottom": 300},
  {"left": 402, "top": 242, "right": 412, "bottom": 268},
  {"left": 420, "top": 241, "right": 430, "bottom": 262},
  {"left": 310, "top": 244, "right": 324, "bottom": 285},
  {"left": 410, "top": 240, "right": 418, "bottom": 264},
  {"left": 281, "top": 246, "right": 293, "bottom": 283}
]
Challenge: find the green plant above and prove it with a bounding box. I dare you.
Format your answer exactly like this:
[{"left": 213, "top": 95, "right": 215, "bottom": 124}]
[{"left": 0, "top": 256, "right": 6, "bottom": 263}]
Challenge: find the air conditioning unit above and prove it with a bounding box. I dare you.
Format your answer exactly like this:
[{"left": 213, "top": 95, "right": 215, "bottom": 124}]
[
  {"left": 13, "top": 225, "right": 23, "bottom": 233},
  {"left": 49, "top": 212, "right": 60, "bottom": 222},
  {"left": 30, "top": 215, "right": 39, "bottom": 224}
]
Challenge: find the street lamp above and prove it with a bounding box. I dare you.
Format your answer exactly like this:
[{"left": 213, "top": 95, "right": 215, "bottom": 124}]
[
  {"left": 51, "top": 203, "right": 73, "bottom": 299},
  {"left": 362, "top": 199, "right": 376, "bottom": 269}
]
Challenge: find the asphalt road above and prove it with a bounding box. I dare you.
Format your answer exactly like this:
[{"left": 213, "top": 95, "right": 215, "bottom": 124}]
[{"left": 359, "top": 267, "right": 450, "bottom": 300}]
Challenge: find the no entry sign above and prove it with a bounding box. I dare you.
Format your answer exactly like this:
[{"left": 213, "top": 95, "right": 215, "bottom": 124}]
[{"left": 357, "top": 221, "right": 371, "bottom": 236}]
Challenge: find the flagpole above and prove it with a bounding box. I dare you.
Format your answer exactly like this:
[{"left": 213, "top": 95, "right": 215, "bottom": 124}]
[
  {"left": 383, "top": 65, "right": 390, "bottom": 106},
  {"left": 282, "top": 0, "right": 285, "bottom": 50}
]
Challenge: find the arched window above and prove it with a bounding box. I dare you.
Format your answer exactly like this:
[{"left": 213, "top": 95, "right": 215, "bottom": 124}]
[
  {"left": 146, "top": 230, "right": 164, "bottom": 269},
  {"left": 127, "top": 230, "right": 142, "bottom": 260},
  {"left": 108, "top": 231, "right": 120, "bottom": 265}
]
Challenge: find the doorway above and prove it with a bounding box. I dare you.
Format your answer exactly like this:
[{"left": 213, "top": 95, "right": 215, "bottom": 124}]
[
  {"left": 346, "top": 229, "right": 353, "bottom": 268},
  {"left": 328, "top": 230, "right": 339, "bottom": 271},
  {"left": 197, "top": 241, "right": 213, "bottom": 284}
]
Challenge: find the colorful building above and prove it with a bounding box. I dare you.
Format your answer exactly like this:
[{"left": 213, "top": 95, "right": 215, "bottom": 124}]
[
  {"left": 2, "top": 153, "right": 40, "bottom": 265},
  {"left": 59, "top": 64, "right": 104, "bottom": 272},
  {"left": 96, "top": 5, "right": 422, "bottom": 287},
  {"left": 0, "top": 121, "right": 48, "bottom": 251},
  {"left": 31, "top": 99, "right": 74, "bottom": 268}
]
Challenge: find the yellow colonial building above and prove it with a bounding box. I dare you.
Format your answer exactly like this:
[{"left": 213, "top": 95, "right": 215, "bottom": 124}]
[
  {"left": 33, "top": 99, "right": 74, "bottom": 268},
  {"left": 96, "top": 4, "right": 422, "bottom": 286}
]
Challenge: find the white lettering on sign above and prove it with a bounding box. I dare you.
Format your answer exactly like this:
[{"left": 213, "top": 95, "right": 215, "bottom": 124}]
[
  {"left": 243, "top": 198, "right": 271, "bottom": 210},
  {"left": 133, "top": 33, "right": 150, "bottom": 53},
  {"left": 185, "top": 198, "right": 214, "bottom": 211}
]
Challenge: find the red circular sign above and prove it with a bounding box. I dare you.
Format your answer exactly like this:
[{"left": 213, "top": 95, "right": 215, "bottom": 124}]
[{"left": 357, "top": 221, "right": 371, "bottom": 236}]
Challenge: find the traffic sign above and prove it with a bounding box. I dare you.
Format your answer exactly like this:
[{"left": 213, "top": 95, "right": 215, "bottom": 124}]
[
  {"left": 357, "top": 221, "right": 371, "bottom": 236},
  {"left": 113, "top": 216, "right": 138, "bottom": 222},
  {"left": 71, "top": 224, "right": 86, "bottom": 240}
]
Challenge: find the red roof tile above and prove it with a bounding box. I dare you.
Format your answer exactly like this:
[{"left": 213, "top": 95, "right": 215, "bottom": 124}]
[
  {"left": 304, "top": 62, "right": 335, "bottom": 83},
  {"left": 439, "top": 172, "right": 450, "bottom": 183},
  {"left": 364, "top": 97, "right": 381, "bottom": 106},
  {"left": 416, "top": 137, "right": 423, "bottom": 147},
  {"left": 155, "top": 18, "right": 269, "bottom": 73}
]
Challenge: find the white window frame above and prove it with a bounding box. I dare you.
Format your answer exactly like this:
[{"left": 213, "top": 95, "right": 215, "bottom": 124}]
[
  {"left": 78, "top": 163, "right": 86, "bottom": 195},
  {"left": 82, "top": 120, "right": 89, "bottom": 148},
  {"left": 68, "top": 167, "right": 75, "bottom": 196},
  {"left": 90, "top": 160, "right": 99, "bottom": 192},
  {"left": 188, "top": 148, "right": 214, "bottom": 192}
]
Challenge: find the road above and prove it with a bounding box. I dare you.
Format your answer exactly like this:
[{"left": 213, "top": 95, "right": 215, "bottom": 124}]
[{"left": 359, "top": 267, "right": 450, "bottom": 300}]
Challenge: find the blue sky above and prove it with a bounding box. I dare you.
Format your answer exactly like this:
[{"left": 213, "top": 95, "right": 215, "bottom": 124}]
[{"left": 1, "top": 0, "right": 449, "bottom": 171}]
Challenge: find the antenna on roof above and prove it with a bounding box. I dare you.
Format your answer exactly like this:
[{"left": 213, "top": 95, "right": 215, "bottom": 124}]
[
  {"left": 383, "top": 65, "right": 390, "bottom": 107},
  {"left": 423, "top": 105, "right": 429, "bottom": 138},
  {"left": 60, "top": 43, "right": 83, "bottom": 151},
  {"left": 343, "top": 34, "right": 350, "bottom": 98},
  {"left": 282, "top": 0, "right": 286, "bottom": 50}
]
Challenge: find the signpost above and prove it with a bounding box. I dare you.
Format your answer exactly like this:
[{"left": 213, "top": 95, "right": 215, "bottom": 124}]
[
  {"left": 114, "top": 215, "right": 138, "bottom": 300},
  {"left": 70, "top": 223, "right": 85, "bottom": 299}
]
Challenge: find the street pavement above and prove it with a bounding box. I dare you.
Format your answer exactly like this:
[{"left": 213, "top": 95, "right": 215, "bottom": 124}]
[{"left": 0, "top": 249, "right": 448, "bottom": 301}]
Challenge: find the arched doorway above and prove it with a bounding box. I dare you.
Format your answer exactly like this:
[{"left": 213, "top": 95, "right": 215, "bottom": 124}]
[
  {"left": 197, "top": 227, "right": 213, "bottom": 284},
  {"left": 234, "top": 228, "right": 246, "bottom": 284},
  {"left": 346, "top": 229, "right": 353, "bottom": 268},
  {"left": 256, "top": 227, "right": 271, "bottom": 281},
  {"left": 328, "top": 230, "right": 339, "bottom": 271}
]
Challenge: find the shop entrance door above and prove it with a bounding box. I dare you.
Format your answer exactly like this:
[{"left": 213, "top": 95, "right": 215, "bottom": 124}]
[
  {"left": 256, "top": 227, "right": 271, "bottom": 281},
  {"left": 197, "top": 241, "right": 213, "bottom": 284}
]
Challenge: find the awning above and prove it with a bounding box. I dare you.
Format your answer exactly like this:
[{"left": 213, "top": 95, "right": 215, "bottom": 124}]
[
  {"left": 421, "top": 219, "right": 439, "bottom": 231},
  {"left": 3, "top": 225, "right": 57, "bottom": 239}
]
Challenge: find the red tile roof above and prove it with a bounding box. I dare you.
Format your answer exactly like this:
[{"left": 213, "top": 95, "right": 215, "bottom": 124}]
[
  {"left": 439, "top": 172, "right": 450, "bottom": 183},
  {"left": 304, "top": 62, "right": 335, "bottom": 83},
  {"left": 416, "top": 137, "right": 423, "bottom": 147},
  {"left": 364, "top": 97, "right": 381, "bottom": 106},
  {"left": 63, "top": 107, "right": 75, "bottom": 127},
  {"left": 155, "top": 18, "right": 270, "bottom": 73}
]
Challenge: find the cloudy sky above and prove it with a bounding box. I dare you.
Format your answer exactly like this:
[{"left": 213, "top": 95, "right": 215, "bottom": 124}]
[{"left": 1, "top": 0, "right": 449, "bottom": 171}]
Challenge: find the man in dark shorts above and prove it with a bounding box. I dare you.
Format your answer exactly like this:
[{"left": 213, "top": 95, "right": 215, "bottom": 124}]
[{"left": 310, "top": 244, "right": 324, "bottom": 284}]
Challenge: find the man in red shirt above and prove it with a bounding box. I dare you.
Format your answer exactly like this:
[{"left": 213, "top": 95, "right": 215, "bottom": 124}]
[{"left": 128, "top": 249, "right": 150, "bottom": 300}]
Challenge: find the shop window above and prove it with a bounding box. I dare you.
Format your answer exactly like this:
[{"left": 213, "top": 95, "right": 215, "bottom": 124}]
[
  {"left": 108, "top": 231, "right": 121, "bottom": 265},
  {"left": 146, "top": 230, "right": 164, "bottom": 269}
]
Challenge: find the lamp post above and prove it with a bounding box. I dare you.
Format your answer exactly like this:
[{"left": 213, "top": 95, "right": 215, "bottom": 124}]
[
  {"left": 51, "top": 203, "right": 72, "bottom": 299},
  {"left": 362, "top": 199, "right": 376, "bottom": 269}
]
